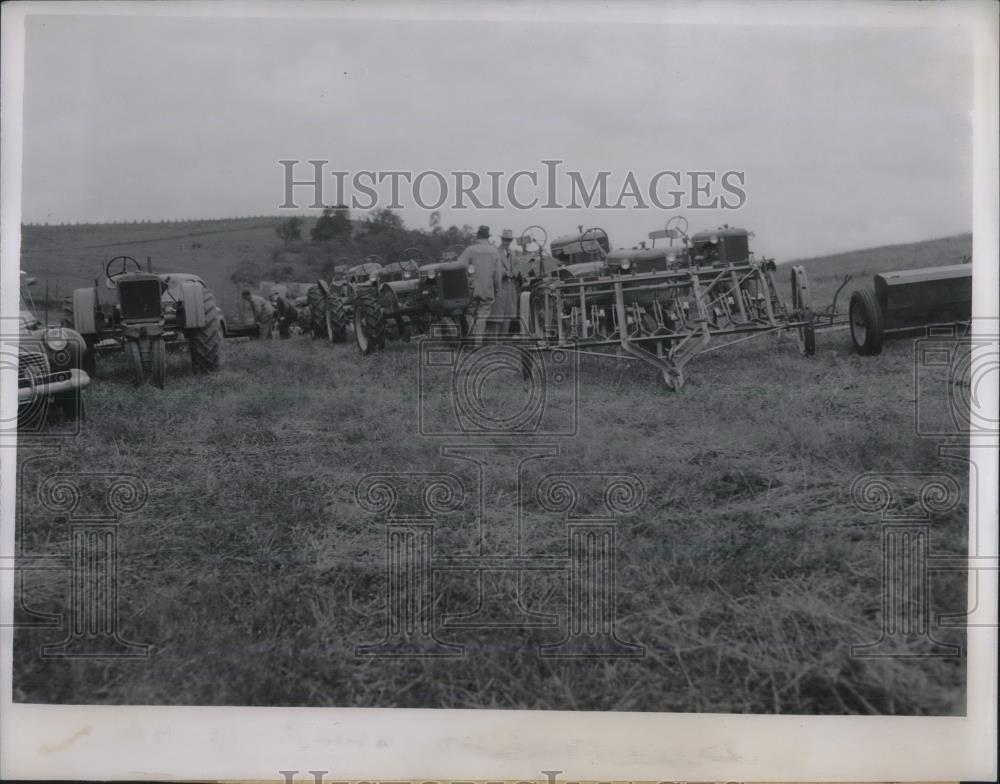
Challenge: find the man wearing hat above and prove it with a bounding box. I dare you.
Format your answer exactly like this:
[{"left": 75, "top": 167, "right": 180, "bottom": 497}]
[
  {"left": 492, "top": 228, "right": 520, "bottom": 335},
  {"left": 242, "top": 287, "right": 275, "bottom": 340},
  {"left": 457, "top": 225, "right": 502, "bottom": 344}
]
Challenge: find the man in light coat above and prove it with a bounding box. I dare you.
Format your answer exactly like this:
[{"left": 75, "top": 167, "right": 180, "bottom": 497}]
[
  {"left": 492, "top": 228, "right": 520, "bottom": 335},
  {"left": 457, "top": 225, "right": 501, "bottom": 344}
]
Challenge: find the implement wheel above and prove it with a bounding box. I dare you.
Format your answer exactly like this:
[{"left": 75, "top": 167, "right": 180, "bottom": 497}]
[
  {"left": 797, "top": 308, "right": 816, "bottom": 356},
  {"left": 849, "top": 289, "right": 883, "bottom": 356}
]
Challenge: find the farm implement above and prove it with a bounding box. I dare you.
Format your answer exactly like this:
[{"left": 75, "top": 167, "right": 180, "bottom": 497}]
[
  {"left": 520, "top": 218, "right": 839, "bottom": 390},
  {"left": 520, "top": 219, "right": 973, "bottom": 390}
]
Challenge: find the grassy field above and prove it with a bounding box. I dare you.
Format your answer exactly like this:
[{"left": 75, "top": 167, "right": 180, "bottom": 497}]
[{"left": 13, "top": 227, "right": 972, "bottom": 713}]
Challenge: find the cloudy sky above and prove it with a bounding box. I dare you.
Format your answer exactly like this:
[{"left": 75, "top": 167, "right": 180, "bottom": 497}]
[{"left": 20, "top": 6, "right": 974, "bottom": 259}]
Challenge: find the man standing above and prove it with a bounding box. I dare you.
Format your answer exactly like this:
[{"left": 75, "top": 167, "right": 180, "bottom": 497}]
[
  {"left": 242, "top": 288, "right": 275, "bottom": 340},
  {"left": 457, "top": 225, "right": 501, "bottom": 344},
  {"left": 492, "top": 228, "right": 520, "bottom": 335},
  {"left": 272, "top": 290, "right": 298, "bottom": 339}
]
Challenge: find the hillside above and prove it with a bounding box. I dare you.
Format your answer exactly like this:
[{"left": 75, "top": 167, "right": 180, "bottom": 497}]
[
  {"left": 788, "top": 233, "right": 972, "bottom": 303},
  {"left": 19, "top": 217, "right": 315, "bottom": 318}
]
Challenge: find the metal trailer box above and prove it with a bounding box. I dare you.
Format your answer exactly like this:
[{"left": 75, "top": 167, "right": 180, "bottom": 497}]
[{"left": 874, "top": 263, "right": 972, "bottom": 332}]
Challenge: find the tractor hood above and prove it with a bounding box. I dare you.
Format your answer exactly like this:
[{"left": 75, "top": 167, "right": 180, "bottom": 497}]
[{"left": 556, "top": 260, "right": 606, "bottom": 280}]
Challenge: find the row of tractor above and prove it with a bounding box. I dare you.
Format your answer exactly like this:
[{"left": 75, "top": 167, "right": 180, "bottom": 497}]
[
  {"left": 287, "top": 218, "right": 971, "bottom": 389},
  {"left": 299, "top": 246, "right": 504, "bottom": 354},
  {"left": 15, "top": 217, "right": 972, "bottom": 428}
]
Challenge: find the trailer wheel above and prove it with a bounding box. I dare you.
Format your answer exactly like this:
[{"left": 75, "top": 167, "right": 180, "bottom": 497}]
[
  {"left": 125, "top": 340, "right": 144, "bottom": 386},
  {"left": 354, "top": 289, "right": 386, "bottom": 355},
  {"left": 849, "top": 289, "right": 883, "bottom": 356}
]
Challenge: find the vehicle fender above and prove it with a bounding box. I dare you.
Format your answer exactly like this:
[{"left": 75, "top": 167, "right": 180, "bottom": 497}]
[
  {"left": 180, "top": 281, "right": 207, "bottom": 328},
  {"left": 71, "top": 288, "right": 97, "bottom": 334}
]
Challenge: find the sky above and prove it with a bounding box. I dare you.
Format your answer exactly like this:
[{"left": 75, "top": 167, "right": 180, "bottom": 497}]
[{"left": 19, "top": 10, "right": 975, "bottom": 260}]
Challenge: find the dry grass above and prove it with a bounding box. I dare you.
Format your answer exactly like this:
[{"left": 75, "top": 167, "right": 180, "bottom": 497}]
[{"left": 12, "top": 230, "right": 971, "bottom": 713}]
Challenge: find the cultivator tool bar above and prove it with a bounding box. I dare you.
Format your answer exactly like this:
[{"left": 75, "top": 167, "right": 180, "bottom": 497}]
[{"left": 526, "top": 256, "right": 822, "bottom": 391}]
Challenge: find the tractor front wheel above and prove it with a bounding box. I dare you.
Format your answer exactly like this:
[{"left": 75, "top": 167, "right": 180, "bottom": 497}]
[
  {"left": 150, "top": 336, "right": 166, "bottom": 389},
  {"left": 354, "top": 290, "right": 386, "bottom": 355},
  {"left": 125, "top": 340, "right": 144, "bottom": 386},
  {"left": 849, "top": 289, "right": 884, "bottom": 356}
]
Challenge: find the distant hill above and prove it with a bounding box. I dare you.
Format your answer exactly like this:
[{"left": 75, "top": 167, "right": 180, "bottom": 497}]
[
  {"left": 18, "top": 216, "right": 972, "bottom": 319},
  {"left": 19, "top": 217, "right": 317, "bottom": 317},
  {"left": 787, "top": 233, "right": 971, "bottom": 302}
]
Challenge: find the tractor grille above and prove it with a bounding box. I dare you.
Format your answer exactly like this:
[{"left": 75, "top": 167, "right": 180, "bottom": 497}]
[
  {"left": 18, "top": 350, "right": 50, "bottom": 387},
  {"left": 118, "top": 279, "right": 163, "bottom": 322},
  {"left": 440, "top": 268, "right": 469, "bottom": 300}
]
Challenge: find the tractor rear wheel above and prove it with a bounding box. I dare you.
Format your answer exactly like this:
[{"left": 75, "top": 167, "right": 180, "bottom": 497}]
[
  {"left": 189, "top": 289, "right": 223, "bottom": 372},
  {"left": 849, "top": 289, "right": 883, "bottom": 356},
  {"left": 354, "top": 289, "right": 386, "bottom": 355},
  {"left": 325, "top": 294, "right": 348, "bottom": 343},
  {"left": 125, "top": 340, "right": 144, "bottom": 386}
]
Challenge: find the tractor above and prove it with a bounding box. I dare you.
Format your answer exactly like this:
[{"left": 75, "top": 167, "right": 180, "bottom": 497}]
[
  {"left": 62, "top": 255, "right": 224, "bottom": 388},
  {"left": 305, "top": 262, "right": 350, "bottom": 341},
  {"left": 352, "top": 247, "right": 478, "bottom": 354},
  {"left": 302, "top": 257, "right": 382, "bottom": 345}
]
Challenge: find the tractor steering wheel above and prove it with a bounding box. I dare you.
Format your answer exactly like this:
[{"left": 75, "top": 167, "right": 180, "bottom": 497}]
[
  {"left": 665, "top": 216, "right": 689, "bottom": 241},
  {"left": 397, "top": 247, "right": 427, "bottom": 266},
  {"left": 580, "top": 227, "right": 609, "bottom": 257},
  {"left": 518, "top": 225, "right": 547, "bottom": 255},
  {"left": 105, "top": 255, "right": 143, "bottom": 281}
]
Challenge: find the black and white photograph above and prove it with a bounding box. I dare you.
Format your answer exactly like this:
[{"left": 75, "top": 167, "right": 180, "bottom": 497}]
[{"left": 1, "top": 1, "right": 997, "bottom": 781}]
